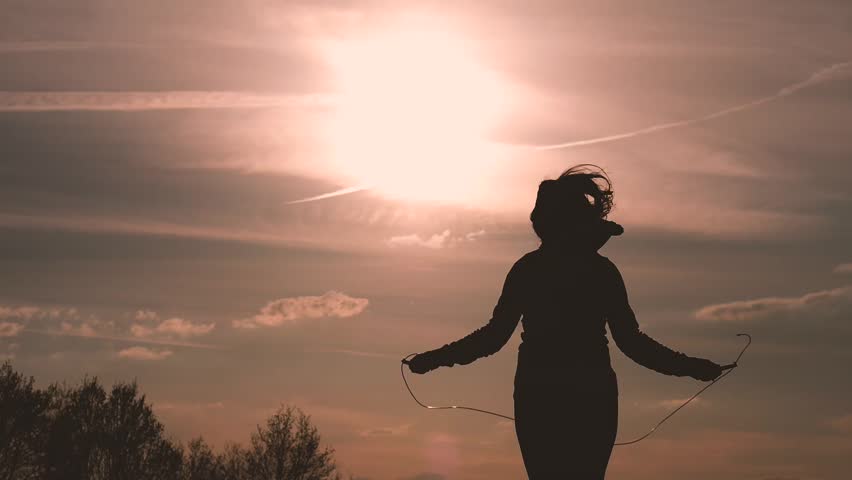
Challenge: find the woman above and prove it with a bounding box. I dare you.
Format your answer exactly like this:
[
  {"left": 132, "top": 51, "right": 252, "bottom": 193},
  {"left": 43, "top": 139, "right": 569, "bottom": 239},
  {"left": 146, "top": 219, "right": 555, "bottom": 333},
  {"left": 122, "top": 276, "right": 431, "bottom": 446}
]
[{"left": 407, "top": 165, "right": 722, "bottom": 479}]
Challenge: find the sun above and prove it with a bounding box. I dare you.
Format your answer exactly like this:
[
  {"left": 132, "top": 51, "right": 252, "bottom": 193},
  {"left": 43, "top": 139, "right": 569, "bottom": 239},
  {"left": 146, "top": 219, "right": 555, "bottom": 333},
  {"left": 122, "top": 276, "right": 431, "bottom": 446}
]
[{"left": 322, "top": 22, "right": 509, "bottom": 205}]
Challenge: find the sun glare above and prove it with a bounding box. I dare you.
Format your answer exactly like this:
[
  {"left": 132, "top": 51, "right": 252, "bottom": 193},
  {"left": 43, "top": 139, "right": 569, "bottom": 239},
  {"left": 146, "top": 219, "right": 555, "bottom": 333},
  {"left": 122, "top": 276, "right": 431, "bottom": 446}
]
[{"left": 323, "top": 23, "right": 509, "bottom": 204}]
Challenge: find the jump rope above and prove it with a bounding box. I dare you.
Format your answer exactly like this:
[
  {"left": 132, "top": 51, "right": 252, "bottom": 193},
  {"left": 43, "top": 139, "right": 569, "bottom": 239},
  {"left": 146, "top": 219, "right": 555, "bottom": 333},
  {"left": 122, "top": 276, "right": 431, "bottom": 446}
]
[{"left": 401, "top": 333, "right": 751, "bottom": 446}]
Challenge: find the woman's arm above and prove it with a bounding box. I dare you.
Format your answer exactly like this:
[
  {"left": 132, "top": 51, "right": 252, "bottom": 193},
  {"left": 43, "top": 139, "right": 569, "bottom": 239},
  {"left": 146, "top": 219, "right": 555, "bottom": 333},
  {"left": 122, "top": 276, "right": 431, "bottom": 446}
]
[
  {"left": 604, "top": 259, "right": 721, "bottom": 380},
  {"left": 408, "top": 259, "right": 526, "bottom": 374}
]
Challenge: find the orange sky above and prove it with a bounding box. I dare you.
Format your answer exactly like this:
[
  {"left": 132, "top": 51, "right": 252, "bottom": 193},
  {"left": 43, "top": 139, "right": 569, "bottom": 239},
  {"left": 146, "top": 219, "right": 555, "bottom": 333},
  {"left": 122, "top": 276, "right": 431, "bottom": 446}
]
[{"left": 1, "top": 1, "right": 852, "bottom": 479}]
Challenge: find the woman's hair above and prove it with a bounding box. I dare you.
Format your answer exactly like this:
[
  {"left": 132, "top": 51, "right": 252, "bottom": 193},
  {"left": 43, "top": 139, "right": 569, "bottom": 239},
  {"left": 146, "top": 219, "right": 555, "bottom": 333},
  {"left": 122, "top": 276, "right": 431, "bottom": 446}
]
[{"left": 530, "top": 164, "right": 614, "bottom": 241}]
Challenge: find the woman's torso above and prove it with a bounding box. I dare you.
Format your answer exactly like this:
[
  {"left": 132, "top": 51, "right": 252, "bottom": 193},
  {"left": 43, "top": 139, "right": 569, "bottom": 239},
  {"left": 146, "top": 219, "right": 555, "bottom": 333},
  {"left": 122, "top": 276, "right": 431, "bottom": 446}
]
[{"left": 513, "top": 247, "right": 618, "bottom": 396}]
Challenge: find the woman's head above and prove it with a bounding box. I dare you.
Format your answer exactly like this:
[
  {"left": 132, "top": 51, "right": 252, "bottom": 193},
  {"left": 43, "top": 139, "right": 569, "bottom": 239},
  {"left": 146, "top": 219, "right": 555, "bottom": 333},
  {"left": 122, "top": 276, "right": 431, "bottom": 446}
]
[{"left": 530, "top": 164, "right": 614, "bottom": 242}]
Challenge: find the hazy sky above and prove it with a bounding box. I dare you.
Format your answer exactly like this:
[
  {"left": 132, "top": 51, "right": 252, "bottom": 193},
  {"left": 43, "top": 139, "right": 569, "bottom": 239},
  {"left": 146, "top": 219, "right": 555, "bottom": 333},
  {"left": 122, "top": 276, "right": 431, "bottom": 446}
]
[{"left": 2, "top": 1, "right": 851, "bottom": 479}]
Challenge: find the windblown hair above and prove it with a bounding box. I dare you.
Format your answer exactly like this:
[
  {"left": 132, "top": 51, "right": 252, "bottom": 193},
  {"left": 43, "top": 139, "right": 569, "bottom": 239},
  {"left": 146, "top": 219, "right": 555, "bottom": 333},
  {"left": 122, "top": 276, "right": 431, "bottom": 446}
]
[{"left": 530, "top": 164, "right": 614, "bottom": 241}]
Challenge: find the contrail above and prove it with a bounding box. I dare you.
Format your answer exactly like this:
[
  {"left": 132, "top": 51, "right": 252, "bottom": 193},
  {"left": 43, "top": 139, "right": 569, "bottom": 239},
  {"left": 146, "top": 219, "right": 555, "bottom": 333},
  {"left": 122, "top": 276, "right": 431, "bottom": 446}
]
[
  {"left": 534, "top": 61, "right": 852, "bottom": 150},
  {"left": 285, "top": 185, "right": 372, "bottom": 204},
  {"left": 286, "top": 61, "right": 851, "bottom": 203},
  {"left": 0, "top": 91, "right": 332, "bottom": 112},
  {"left": 22, "top": 328, "right": 222, "bottom": 350}
]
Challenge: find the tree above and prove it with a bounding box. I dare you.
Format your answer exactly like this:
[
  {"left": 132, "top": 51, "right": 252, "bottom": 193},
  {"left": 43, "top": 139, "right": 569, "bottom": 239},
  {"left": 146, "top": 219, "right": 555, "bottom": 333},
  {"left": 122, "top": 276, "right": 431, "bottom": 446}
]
[
  {"left": 95, "top": 381, "right": 183, "bottom": 480},
  {"left": 183, "top": 437, "right": 223, "bottom": 480},
  {"left": 38, "top": 376, "right": 182, "bottom": 480},
  {"left": 1, "top": 364, "right": 353, "bottom": 480},
  {"left": 246, "top": 405, "right": 339, "bottom": 480},
  {"left": 41, "top": 377, "right": 106, "bottom": 480},
  {"left": 0, "top": 362, "right": 49, "bottom": 480},
  {"left": 219, "top": 443, "right": 249, "bottom": 480}
]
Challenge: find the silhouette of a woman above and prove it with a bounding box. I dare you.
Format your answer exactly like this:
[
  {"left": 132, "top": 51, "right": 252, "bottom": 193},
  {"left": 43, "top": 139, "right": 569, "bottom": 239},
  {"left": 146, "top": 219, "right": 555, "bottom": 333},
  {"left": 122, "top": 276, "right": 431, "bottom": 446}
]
[{"left": 407, "top": 165, "right": 723, "bottom": 479}]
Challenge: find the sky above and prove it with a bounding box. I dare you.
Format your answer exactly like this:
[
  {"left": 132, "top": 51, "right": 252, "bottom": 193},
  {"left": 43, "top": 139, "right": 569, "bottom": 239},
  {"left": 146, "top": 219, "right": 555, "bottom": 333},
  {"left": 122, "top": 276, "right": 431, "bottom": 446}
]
[{"left": 1, "top": 1, "right": 852, "bottom": 479}]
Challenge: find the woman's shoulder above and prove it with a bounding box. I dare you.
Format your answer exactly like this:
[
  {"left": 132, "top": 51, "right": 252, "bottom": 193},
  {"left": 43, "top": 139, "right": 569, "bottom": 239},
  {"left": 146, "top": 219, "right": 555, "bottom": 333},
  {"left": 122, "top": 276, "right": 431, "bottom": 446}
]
[
  {"left": 594, "top": 253, "right": 620, "bottom": 274},
  {"left": 522, "top": 246, "right": 616, "bottom": 263},
  {"left": 513, "top": 249, "right": 614, "bottom": 273}
]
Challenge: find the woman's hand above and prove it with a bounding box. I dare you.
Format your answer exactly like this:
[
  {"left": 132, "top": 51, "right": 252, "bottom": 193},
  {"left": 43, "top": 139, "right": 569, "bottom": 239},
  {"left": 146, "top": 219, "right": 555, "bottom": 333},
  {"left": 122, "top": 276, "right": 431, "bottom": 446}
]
[
  {"left": 689, "top": 358, "right": 723, "bottom": 381},
  {"left": 407, "top": 352, "right": 441, "bottom": 374}
]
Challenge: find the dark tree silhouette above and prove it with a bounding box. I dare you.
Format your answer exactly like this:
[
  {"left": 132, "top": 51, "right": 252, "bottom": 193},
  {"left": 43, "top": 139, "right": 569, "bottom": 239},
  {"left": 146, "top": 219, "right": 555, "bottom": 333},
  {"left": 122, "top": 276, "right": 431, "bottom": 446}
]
[
  {"left": 246, "top": 405, "right": 340, "bottom": 480},
  {"left": 0, "top": 363, "right": 49, "bottom": 480},
  {"left": 39, "top": 376, "right": 183, "bottom": 480},
  {"left": 183, "top": 437, "right": 224, "bottom": 480},
  {"left": 42, "top": 377, "right": 106, "bottom": 479},
  {"left": 219, "top": 443, "right": 250, "bottom": 480},
  {"left": 0, "top": 362, "right": 352, "bottom": 480},
  {"left": 98, "top": 381, "right": 183, "bottom": 480}
]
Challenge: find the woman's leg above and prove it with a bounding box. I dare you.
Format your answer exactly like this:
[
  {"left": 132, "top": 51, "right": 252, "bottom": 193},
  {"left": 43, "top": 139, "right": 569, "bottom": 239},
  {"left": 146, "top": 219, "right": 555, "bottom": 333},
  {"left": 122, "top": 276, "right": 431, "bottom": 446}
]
[{"left": 514, "top": 381, "right": 618, "bottom": 479}]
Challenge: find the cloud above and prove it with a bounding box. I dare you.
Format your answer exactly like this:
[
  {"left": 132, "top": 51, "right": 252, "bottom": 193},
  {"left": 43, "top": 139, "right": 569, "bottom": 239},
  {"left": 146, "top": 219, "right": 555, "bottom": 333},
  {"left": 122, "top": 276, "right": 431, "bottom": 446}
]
[
  {"left": 0, "top": 322, "right": 25, "bottom": 337},
  {"left": 694, "top": 285, "right": 852, "bottom": 322},
  {"left": 0, "top": 40, "right": 142, "bottom": 52},
  {"left": 464, "top": 229, "right": 487, "bottom": 241},
  {"left": 833, "top": 263, "right": 852, "bottom": 274},
  {"left": 155, "top": 401, "right": 225, "bottom": 412},
  {"left": 286, "top": 185, "right": 373, "bottom": 204},
  {"left": 233, "top": 291, "right": 369, "bottom": 329},
  {"left": 0, "top": 213, "right": 315, "bottom": 249},
  {"left": 0, "top": 305, "right": 77, "bottom": 321},
  {"left": 533, "top": 61, "right": 852, "bottom": 150},
  {"left": 398, "top": 474, "right": 446, "bottom": 480},
  {"left": 60, "top": 317, "right": 115, "bottom": 337},
  {"left": 0, "top": 91, "right": 332, "bottom": 112},
  {"left": 827, "top": 414, "right": 852, "bottom": 433},
  {"left": 0, "top": 304, "right": 80, "bottom": 338},
  {"left": 117, "top": 346, "right": 173, "bottom": 361},
  {"left": 1, "top": 343, "right": 18, "bottom": 361},
  {"left": 657, "top": 398, "right": 709, "bottom": 409},
  {"left": 359, "top": 424, "right": 411, "bottom": 438},
  {"left": 309, "top": 348, "right": 399, "bottom": 359},
  {"left": 386, "top": 229, "right": 487, "bottom": 249},
  {"left": 134, "top": 310, "right": 160, "bottom": 322},
  {"left": 27, "top": 327, "right": 218, "bottom": 350},
  {"left": 0, "top": 306, "right": 41, "bottom": 320},
  {"left": 2, "top": 303, "right": 218, "bottom": 351},
  {"left": 288, "top": 60, "right": 852, "bottom": 206},
  {"left": 131, "top": 317, "right": 215, "bottom": 338},
  {"left": 387, "top": 230, "right": 452, "bottom": 249}
]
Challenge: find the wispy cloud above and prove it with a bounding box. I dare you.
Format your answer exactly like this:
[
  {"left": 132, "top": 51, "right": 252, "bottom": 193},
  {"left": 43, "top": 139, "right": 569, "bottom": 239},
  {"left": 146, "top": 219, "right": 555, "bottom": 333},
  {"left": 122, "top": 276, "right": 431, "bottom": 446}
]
[
  {"left": 0, "top": 302, "right": 219, "bottom": 350},
  {"left": 0, "top": 41, "right": 144, "bottom": 52},
  {"left": 0, "top": 213, "right": 301, "bottom": 247},
  {"left": 827, "top": 413, "right": 852, "bottom": 433},
  {"left": 387, "top": 230, "right": 453, "bottom": 249},
  {"left": 657, "top": 398, "right": 709, "bottom": 409},
  {"left": 0, "top": 305, "right": 78, "bottom": 321},
  {"left": 1, "top": 343, "right": 18, "bottom": 361},
  {"left": 233, "top": 291, "right": 369, "bottom": 329},
  {"left": 285, "top": 185, "right": 373, "bottom": 204},
  {"left": 833, "top": 263, "right": 852, "bottom": 274},
  {"left": 386, "top": 229, "right": 487, "bottom": 249},
  {"left": 278, "top": 61, "right": 852, "bottom": 206},
  {"left": 117, "top": 346, "right": 173, "bottom": 361},
  {"left": 694, "top": 285, "right": 852, "bottom": 322},
  {"left": 399, "top": 473, "right": 447, "bottom": 480},
  {"left": 309, "top": 348, "right": 400, "bottom": 360},
  {"left": 0, "top": 304, "right": 79, "bottom": 337},
  {"left": 25, "top": 327, "right": 220, "bottom": 350},
  {"left": 134, "top": 310, "right": 160, "bottom": 322},
  {"left": 359, "top": 423, "right": 411, "bottom": 438},
  {"left": 464, "top": 229, "right": 487, "bottom": 241},
  {"left": 0, "top": 322, "right": 25, "bottom": 337},
  {"left": 0, "top": 91, "right": 332, "bottom": 112},
  {"left": 154, "top": 401, "right": 225, "bottom": 412},
  {"left": 533, "top": 61, "right": 852, "bottom": 150},
  {"left": 131, "top": 317, "right": 215, "bottom": 339}
]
